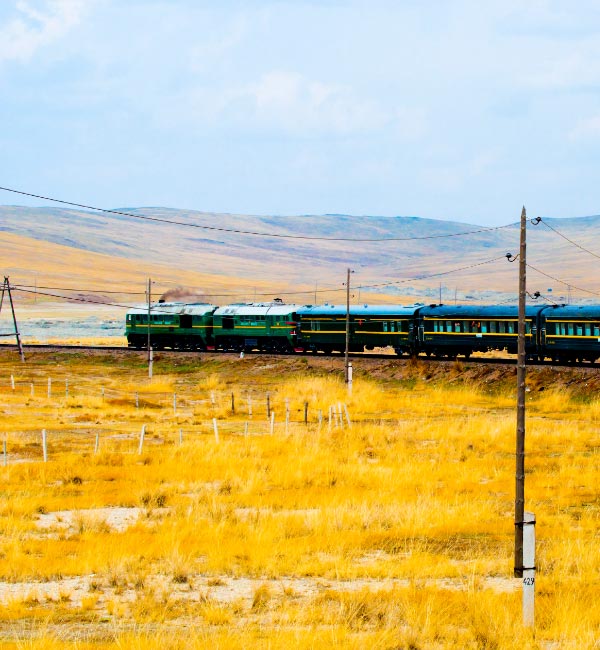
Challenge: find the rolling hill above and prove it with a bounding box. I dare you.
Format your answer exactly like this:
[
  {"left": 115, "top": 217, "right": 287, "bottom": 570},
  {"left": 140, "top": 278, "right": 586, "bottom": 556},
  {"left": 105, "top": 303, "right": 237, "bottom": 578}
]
[{"left": 1, "top": 205, "right": 600, "bottom": 317}]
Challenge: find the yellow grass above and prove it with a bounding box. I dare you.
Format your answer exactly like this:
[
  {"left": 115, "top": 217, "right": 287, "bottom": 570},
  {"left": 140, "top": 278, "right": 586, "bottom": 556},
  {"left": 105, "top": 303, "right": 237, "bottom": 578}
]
[{"left": 0, "top": 349, "right": 597, "bottom": 647}]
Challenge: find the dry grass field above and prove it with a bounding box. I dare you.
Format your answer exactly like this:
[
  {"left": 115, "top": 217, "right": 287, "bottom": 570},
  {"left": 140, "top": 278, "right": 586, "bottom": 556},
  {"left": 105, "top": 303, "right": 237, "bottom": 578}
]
[{"left": 0, "top": 348, "right": 598, "bottom": 648}]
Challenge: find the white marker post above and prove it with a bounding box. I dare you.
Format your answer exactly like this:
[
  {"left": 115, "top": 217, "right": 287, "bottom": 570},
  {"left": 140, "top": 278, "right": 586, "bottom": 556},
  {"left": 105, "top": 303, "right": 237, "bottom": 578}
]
[
  {"left": 347, "top": 362, "right": 353, "bottom": 394},
  {"left": 148, "top": 348, "right": 153, "bottom": 379},
  {"left": 523, "top": 511, "right": 536, "bottom": 628},
  {"left": 138, "top": 424, "right": 146, "bottom": 454},
  {"left": 42, "top": 429, "right": 47, "bottom": 462},
  {"left": 10, "top": 375, "right": 14, "bottom": 390},
  {"left": 47, "top": 378, "right": 52, "bottom": 399}
]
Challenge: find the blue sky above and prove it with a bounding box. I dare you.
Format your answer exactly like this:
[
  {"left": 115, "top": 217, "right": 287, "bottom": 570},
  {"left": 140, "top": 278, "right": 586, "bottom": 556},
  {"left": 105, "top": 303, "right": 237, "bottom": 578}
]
[{"left": 1, "top": 0, "right": 600, "bottom": 225}]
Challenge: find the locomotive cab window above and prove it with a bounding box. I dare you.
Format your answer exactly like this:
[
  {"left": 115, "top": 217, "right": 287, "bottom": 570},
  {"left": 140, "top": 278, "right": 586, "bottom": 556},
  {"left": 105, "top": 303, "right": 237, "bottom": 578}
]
[{"left": 222, "top": 316, "right": 235, "bottom": 330}]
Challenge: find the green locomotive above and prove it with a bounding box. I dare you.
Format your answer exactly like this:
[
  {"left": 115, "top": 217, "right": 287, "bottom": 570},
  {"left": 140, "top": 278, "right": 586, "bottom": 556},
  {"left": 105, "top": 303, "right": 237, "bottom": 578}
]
[
  {"left": 125, "top": 302, "right": 217, "bottom": 350},
  {"left": 212, "top": 300, "right": 300, "bottom": 352}
]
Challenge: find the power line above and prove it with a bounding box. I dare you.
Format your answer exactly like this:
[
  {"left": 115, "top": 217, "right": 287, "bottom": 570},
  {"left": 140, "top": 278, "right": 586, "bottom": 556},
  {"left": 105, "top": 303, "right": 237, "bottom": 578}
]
[
  {"left": 9, "top": 255, "right": 507, "bottom": 306},
  {"left": 14, "top": 283, "right": 146, "bottom": 295},
  {"left": 526, "top": 263, "right": 600, "bottom": 297},
  {"left": 538, "top": 218, "right": 600, "bottom": 261},
  {"left": 0, "top": 185, "right": 518, "bottom": 243}
]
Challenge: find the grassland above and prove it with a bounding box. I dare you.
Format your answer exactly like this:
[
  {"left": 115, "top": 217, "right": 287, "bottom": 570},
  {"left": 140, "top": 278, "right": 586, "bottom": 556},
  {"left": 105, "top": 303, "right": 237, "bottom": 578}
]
[{"left": 0, "top": 348, "right": 598, "bottom": 648}]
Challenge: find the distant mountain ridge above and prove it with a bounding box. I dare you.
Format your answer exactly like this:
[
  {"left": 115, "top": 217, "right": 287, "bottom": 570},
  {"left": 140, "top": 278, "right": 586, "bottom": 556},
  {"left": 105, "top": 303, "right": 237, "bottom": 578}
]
[{"left": 2, "top": 205, "right": 600, "bottom": 302}]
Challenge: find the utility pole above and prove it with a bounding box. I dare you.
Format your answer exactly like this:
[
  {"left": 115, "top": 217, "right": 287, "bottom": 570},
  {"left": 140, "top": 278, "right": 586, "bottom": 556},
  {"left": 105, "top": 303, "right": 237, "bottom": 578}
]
[
  {"left": 1, "top": 277, "right": 25, "bottom": 362},
  {"left": 344, "top": 268, "right": 353, "bottom": 383},
  {"left": 515, "top": 206, "right": 527, "bottom": 578},
  {"left": 147, "top": 278, "right": 152, "bottom": 362}
]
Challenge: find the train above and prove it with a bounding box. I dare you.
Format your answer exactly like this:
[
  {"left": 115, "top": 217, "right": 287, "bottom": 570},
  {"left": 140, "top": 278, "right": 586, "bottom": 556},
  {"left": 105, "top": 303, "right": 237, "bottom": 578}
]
[{"left": 125, "top": 299, "right": 600, "bottom": 363}]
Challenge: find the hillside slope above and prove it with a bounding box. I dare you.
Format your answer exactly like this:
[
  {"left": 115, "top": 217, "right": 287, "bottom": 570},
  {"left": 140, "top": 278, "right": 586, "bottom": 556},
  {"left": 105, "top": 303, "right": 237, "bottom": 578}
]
[{"left": 2, "top": 205, "right": 600, "bottom": 307}]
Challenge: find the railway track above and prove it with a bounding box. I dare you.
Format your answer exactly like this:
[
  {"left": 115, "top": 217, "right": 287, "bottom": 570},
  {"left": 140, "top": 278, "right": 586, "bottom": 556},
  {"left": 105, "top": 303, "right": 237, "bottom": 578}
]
[{"left": 2, "top": 342, "right": 600, "bottom": 369}]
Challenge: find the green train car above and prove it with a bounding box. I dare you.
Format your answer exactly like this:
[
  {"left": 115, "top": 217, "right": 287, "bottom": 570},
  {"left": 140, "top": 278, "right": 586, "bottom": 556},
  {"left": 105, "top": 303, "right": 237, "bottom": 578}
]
[
  {"left": 297, "top": 304, "right": 417, "bottom": 355},
  {"left": 212, "top": 300, "right": 300, "bottom": 352},
  {"left": 542, "top": 305, "right": 600, "bottom": 363},
  {"left": 125, "top": 302, "right": 217, "bottom": 350}
]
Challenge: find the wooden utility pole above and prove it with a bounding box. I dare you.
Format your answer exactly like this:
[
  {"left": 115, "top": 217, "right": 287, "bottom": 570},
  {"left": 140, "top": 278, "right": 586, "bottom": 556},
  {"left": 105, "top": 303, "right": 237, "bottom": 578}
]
[
  {"left": 345, "top": 268, "right": 352, "bottom": 383},
  {"left": 147, "top": 278, "right": 152, "bottom": 362},
  {"left": 1, "top": 277, "right": 25, "bottom": 362},
  {"left": 515, "top": 206, "right": 527, "bottom": 578}
]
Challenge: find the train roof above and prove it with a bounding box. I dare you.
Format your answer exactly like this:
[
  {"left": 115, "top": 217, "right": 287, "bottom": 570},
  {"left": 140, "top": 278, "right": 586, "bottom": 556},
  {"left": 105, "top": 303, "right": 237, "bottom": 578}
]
[
  {"left": 297, "top": 304, "right": 420, "bottom": 317},
  {"left": 541, "top": 304, "right": 600, "bottom": 319},
  {"left": 127, "top": 302, "right": 217, "bottom": 316},
  {"left": 214, "top": 302, "right": 301, "bottom": 317},
  {"left": 418, "top": 304, "right": 547, "bottom": 318}
]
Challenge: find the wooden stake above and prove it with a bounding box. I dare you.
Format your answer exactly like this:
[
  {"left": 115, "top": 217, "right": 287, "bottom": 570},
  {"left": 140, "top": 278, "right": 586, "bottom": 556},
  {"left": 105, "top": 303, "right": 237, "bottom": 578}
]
[
  {"left": 213, "top": 418, "right": 219, "bottom": 443},
  {"left": 42, "top": 429, "right": 47, "bottom": 462},
  {"left": 138, "top": 424, "right": 146, "bottom": 454}
]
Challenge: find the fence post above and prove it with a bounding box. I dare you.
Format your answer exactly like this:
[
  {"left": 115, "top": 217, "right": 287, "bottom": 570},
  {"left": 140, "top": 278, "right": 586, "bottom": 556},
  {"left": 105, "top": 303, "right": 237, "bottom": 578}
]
[
  {"left": 101, "top": 387, "right": 105, "bottom": 401},
  {"left": 248, "top": 394, "right": 252, "bottom": 418},
  {"left": 211, "top": 391, "right": 216, "bottom": 406},
  {"left": 179, "top": 428, "right": 183, "bottom": 445},
  {"left": 231, "top": 392, "right": 235, "bottom": 414},
  {"left": 138, "top": 424, "right": 146, "bottom": 454},
  {"left": 94, "top": 432, "right": 99, "bottom": 454},
  {"left": 318, "top": 409, "right": 323, "bottom": 431},
  {"left": 173, "top": 393, "right": 177, "bottom": 415},
  {"left": 213, "top": 418, "right": 219, "bottom": 443},
  {"left": 135, "top": 392, "right": 139, "bottom": 409},
  {"left": 30, "top": 383, "right": 34, "bottom": 397},
  {"left": 337, "top": 402, "right": 344, "bottom": 429},
  {"left": 10, "top": 375, "right": 14, "bottom": 390},
  {"left": 47, "top": 378, "right": 51, "bottom": 399},
  {"left": 344, "top": 403, "right": 352, "bottom": 428},
  {"left": 304, "top": 402, "right": 308, "bottom": 425},
  {"left": 266, "top": 393, "right": 271, "bottom": 419},
  {"left": 42, "top": 429, "right": 47, "bottom": 462},
  {"left": 244, "top": 422, "right": 248, "bottom": 438}
]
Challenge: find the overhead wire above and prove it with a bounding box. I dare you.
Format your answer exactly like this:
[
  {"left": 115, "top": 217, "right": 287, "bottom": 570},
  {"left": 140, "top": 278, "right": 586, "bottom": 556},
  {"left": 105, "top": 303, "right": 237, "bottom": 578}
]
[
  {"left": 0, "top": 185, "right": 519, "bottom": 242},
  {"left": 10, "top": 254, "right": 508, "bottom": 308},
  {"left": 525, "top": 263, "right": 600, "bottom": 298},
  {"left": 538, "top": 217, "right": 600, "bottom": 261}
]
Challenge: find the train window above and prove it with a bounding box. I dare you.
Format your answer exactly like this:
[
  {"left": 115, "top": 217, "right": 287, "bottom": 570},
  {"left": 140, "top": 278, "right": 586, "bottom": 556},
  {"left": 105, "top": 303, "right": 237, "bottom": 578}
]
[
  {"left": 498, "top": 322, "right": 505, "bottom": 333},
  {"left": 489, "top": 321, "right": 496, "bottom": 333},
  {"left": 390, "top": 322, "right": 395, "bottom": 332},
  {"left": 445, "top": 320, "right": 452, "bottom": 332},
  {"left": 585, "top": 324, "right": 591, "bottom": 336},
  {"left": 576, "top": 325, "right": 583, "bottom": 336},
  {"left": 595, "top": 325, "right": 600, "bottom": 336},
  {"left": 507, "top": 322, "right": 515, "bottom": 334},
  {"left": 568, "top": 323, "right": 574, "bottom": 336},
  {"left": 222, "top": 317, "right": 234, "bottom": 330},
  {"left": 383, "top": 322, "right": 388, "bottom": 332}
]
